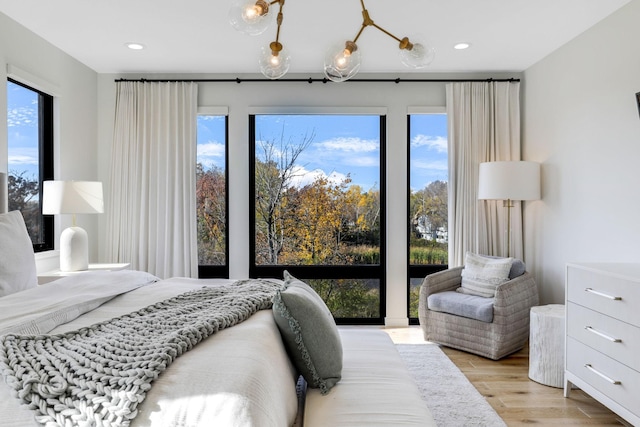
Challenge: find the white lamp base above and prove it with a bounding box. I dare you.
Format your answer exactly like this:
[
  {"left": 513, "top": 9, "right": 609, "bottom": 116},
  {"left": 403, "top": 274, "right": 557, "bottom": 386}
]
[{"left": 60, "top": 226, "right": 89, "bottom": 272}]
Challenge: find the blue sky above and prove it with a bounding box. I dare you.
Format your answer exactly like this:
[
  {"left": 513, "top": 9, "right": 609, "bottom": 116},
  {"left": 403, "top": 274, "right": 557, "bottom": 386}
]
[
  {"left": 197, "top": 113, "right": 448, "bottom": 192},
  {"left": 7, "top": 81, "right": 40, "bottom": 179},
  {"left": 409, "top": 114, "right": 448, "bottom": 191}
]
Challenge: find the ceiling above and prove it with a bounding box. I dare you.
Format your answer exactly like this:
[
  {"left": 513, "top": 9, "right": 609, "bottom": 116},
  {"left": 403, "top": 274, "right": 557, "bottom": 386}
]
[{"left": 0, "top": 0, "right": 630, "bottom": 76}]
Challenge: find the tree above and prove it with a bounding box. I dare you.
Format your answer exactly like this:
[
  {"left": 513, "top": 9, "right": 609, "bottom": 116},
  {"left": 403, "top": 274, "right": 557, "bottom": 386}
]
[
  {"left": 411, "top": 180, "right": 447, "bottom": 241},
  {"left": 196, "top": 163, "right": 226, "bottom": 265},
  {"left": 254, "top": 126, "right": 314, "bottom": 264},
  {"left": 283, "top": 176, "right": 351, "bottom": 265},
  {"left": 8, "top": 170, "right": 40, "bottom": 242}
]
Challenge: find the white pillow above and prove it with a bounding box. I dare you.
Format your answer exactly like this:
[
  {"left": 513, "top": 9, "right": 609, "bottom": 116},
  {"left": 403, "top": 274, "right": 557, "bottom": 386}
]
[
  {"left": 457, "top": 252, "right": 513, "bottom": 298},
  {"left": 0, "top": 210, "right": 38, "bottom": 297}
]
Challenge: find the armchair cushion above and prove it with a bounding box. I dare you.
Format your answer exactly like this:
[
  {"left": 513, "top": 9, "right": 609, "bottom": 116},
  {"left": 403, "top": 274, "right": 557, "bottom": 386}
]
[
  {"left": 427, "top": 291, "right": 494, "bottom": 323},
  {"left": 458, "top": 252, "right": 513, "bottom": 297}
]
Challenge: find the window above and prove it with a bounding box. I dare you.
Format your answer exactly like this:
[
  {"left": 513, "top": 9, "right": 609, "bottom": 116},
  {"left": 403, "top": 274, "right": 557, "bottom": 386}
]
[
  {"left": 408, "top": 112, "right": 448, "bottom": 323},
  {"left": 250, "top": 114, "right": 386, "bottom": 324},
  {"left": 196, "top": 114, "right": 229, "bottom": 278},
  {"left": 6, "top": 78, "right": 54, "bottom": 252}
]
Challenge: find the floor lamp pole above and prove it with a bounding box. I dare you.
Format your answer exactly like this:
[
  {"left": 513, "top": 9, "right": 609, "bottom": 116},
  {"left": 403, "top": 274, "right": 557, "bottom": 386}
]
[{"left": 504, "top": 199, "right": 513, "bottom": 258}]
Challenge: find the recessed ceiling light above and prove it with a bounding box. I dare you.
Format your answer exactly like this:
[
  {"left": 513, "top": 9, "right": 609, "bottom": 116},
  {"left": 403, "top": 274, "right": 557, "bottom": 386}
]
[
  {"left": 125, "top": 42, "right": 145, "bottom": 50},
  {"left": 454, "top": 43, "right": 470, "bottom": 50}
]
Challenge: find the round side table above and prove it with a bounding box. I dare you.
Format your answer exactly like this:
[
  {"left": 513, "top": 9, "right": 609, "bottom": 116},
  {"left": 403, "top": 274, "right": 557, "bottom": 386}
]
[{"left": 528, "top": 304, "right": 565, "bottom": 388}]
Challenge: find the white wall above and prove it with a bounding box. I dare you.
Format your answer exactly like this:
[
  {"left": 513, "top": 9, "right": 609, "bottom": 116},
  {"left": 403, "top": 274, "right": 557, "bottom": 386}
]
[
  {"left": 0, "top": 12, "right": 99, "bottom": 272},
  {"left": 96, "top": 72, "right": 518, "bottom": 325},
  {"left": 522, "top": 0, "right": 640, "bottom": 304}
]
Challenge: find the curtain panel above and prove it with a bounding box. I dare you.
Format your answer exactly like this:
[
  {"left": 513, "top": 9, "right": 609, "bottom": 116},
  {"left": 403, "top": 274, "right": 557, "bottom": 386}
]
[
  {"left": 106, "top": 81, "right": 198, "bottom": 278},
  {"left": 446, "top": 81, "right": 522, "bottom": 266}
]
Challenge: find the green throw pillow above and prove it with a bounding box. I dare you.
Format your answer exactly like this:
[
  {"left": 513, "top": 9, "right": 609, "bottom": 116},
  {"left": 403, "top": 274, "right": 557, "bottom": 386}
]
[{"left": 272, "top": 271, "right": 343, "bottom": 395}]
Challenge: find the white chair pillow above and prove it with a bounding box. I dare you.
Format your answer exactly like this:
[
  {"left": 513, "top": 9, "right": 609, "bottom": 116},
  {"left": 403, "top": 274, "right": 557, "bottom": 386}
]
[{"left": 457, "top": 252, "right": 513, "bottom": 298}]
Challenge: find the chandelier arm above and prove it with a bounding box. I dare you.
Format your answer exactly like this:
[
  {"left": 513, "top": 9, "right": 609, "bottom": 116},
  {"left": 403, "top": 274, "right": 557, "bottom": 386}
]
[
  {"left": 370, "top": 22, "right": 403, "bottom": 44},
  {"left": 272, "top": 0, "right": 284, "bottom": 49},
  {"left": 351, "top": 23, "right": 368, "bottom": 44}
]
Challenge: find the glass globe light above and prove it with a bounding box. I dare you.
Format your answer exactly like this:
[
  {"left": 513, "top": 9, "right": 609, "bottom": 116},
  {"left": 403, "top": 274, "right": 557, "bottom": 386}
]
[
  {"left": 259, "top": 43, "right": 291, "bottom": 80},
  {"left": 228, "top": 0, "right": 273, "bottom": 36},
  {"left": 399, "top": 38, "right": 435, "bottom": 69},
  {"left": 323, "top": 41, "right": 362, "bottom": 83}
]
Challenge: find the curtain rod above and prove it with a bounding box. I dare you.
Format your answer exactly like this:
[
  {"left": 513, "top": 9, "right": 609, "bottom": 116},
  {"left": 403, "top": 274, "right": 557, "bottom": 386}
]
[{"left": 114, "top": 77, "right": 520, "bottom": 84}]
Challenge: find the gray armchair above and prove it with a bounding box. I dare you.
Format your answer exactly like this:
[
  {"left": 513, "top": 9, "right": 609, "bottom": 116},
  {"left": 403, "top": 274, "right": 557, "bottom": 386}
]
[{"left": 418, "top": 266, "right": 539, "bottom": 360}]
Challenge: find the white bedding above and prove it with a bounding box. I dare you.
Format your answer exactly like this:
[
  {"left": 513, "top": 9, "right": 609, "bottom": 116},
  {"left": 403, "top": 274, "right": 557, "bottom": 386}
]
[{"left": 0, "top": 272, "right": 299, "bottom": 427}]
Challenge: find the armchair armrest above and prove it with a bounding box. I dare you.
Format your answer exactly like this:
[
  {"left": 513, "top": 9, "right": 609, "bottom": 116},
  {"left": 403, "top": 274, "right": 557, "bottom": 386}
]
[
  {"left": 419, "top": 266, "right": 464, "bottom": 299},
  {"left": 493, "top": 271, "right": 539, "bottom": 318}
]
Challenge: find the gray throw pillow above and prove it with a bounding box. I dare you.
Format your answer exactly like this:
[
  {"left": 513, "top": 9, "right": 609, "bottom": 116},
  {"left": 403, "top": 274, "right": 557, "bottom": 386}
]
[
  {"left": 0, "top": 211, "right": 38, "bottom": 297},
  {"left": 272, "top": 271, "right": 342, "bottom": 394}
]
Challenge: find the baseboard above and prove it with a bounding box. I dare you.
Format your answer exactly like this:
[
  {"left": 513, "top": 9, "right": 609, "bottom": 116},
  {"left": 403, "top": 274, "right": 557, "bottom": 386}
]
[{"left": 384, "top": 317, "right": 409, "bottom": 328}]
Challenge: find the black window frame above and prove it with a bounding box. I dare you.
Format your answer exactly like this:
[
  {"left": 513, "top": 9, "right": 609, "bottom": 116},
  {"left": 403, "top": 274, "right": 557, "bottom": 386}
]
[
  {"left": 249, "top": 113, "right": 387, "bottom": 325},
  {"left": 197, "top": 114, "right": 230, "bottom": 279},
  {"left": 7, "top": 78, "right": 54, "bottom": 253},
  {"left": 406, "top": 114, "right": 448, "bottom": 325}
]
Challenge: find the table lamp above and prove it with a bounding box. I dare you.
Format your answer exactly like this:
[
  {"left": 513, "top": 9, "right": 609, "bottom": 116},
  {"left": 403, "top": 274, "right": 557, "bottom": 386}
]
[{"left": 43, "top": 181, "right": 104, "bottom": 271}]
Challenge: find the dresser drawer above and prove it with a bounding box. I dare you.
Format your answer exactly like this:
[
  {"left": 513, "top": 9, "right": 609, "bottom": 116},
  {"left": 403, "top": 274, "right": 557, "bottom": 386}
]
[
  {"left": 567, "top": 264, "right": 640, "bottom": 327},
  {"left": 567, "top": 302, "right": 640, "bottom": 371},
  {"left": 566, "top": 337, "right": 640, "bottom": 419}
]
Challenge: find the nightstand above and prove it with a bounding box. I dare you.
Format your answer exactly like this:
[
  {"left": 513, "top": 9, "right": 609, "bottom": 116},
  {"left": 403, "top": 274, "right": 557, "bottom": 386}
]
[{"left": 37, "top": 263, "right": 131, "bottom": 285}]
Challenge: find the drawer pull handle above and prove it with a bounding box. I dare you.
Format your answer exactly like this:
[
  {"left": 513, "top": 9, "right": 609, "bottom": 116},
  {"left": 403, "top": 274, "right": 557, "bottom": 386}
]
[
  {"left": 585, "top": 326, "right": 622, "bottom": 342},
  {"left": 584, "top": 364, "right": 621, "bottom": 385},
  {"left": 584, "top": 288, "right": 622, "bottom": 300}
]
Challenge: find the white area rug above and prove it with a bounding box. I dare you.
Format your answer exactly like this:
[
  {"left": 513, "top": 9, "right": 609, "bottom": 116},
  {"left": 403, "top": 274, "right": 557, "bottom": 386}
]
[{"left": 396, "top": 344, "right": 507, "bottom": 427}]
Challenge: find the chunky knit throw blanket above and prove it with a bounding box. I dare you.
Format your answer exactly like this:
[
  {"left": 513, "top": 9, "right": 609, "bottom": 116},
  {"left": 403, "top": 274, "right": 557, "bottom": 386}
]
[{"left": 0, "top": 279, "right": 280, "bottom": 427}]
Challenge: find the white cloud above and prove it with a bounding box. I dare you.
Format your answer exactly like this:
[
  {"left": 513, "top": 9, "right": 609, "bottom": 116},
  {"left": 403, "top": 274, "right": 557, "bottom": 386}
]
[
  {"left": 317, "top": 137, "right": 378, "bottom": 153},
  {"left": 288, "top": 165, "right": 349, "bottom": 188},
  {"left": 411, "top": 134, "right": 447, "bottom": 153},
  {"left": 9, "top": 155, "right": 38, "bottom": 165},
  {"left": 8, "top": 147, "right": 38, "bottom": 166},
  {"left": 7, "top": 107, "right": 37, "bottom": 128},
  {"left": 197, "top": 141, "right": 225, "bottom": 157},
  {"left": 197, "top": 141, "right": 225, "bottom": 169},
  {"left": 350, "top": 156, "right": 379, "bottom": 167},
  {"left": 412, "top": 159, "right": 448, "bottom": 171}
]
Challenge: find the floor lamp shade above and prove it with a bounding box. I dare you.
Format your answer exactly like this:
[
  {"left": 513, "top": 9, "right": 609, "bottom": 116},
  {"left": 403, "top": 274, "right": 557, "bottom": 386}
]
[
  {"left": 478, "top": 161, "right": 540, "bottom": 257},
  {"left": 478, "top": 161, "right": 541, "bottom": 201},
  {"left": 43, "top": 181, "right": 104, "bottom": 271}
]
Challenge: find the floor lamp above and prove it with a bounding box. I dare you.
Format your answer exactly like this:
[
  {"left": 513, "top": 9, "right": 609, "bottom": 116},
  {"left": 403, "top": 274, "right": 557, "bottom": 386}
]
[
  {"left": 43, "top": 181, "right": 104, "bottom": 271},
  {"left": 478, "top": 161, "right": 540, "bottom": 257}
]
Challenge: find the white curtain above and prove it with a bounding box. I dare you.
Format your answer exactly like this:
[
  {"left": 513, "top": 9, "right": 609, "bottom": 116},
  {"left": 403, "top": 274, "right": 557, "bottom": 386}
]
[
  {"left": 446, "top": 81, "right": 521, "bottom": 266},
  {"left": 106, "top": 81, "right": 198, "bottom": 278}
]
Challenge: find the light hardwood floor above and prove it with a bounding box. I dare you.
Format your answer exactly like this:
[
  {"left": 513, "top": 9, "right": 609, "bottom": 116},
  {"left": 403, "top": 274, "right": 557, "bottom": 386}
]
[{"left": 383, "top": 326, "right": 628, "bottom": 426}]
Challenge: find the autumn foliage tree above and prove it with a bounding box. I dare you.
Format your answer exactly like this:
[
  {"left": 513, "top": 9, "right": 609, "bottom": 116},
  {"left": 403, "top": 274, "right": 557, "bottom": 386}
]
[{"left": 196, "top": 163, "right": 226, "bottom": 265}]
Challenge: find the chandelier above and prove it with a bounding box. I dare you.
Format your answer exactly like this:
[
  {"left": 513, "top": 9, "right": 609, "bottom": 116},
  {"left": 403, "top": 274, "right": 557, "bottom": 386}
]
[{"left": 228, "top": 0, "right": 435, "bottom": 81}]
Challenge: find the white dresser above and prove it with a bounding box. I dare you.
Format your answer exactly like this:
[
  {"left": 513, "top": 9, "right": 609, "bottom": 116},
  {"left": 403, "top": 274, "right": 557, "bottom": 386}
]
[{"left": 565, "top": 263, "right": 640, "bottom": 426}]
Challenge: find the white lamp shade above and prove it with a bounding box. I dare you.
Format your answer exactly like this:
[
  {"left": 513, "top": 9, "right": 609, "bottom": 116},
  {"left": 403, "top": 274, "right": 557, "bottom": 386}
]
[
  {"left": 478, "top": 161, "right": 541, "bottom": 201},
  {"left": 43, "top": 181, "right": 104, "bottom": 214}
]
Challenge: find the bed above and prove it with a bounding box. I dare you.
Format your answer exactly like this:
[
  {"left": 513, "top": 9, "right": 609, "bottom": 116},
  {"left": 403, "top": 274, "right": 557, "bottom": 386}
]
[
  {"left": 0, "top": 210, "right": 434, "bottom": 427},
  {"left": 0, "top": 272, "right": 301, "bottom": 426}
]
